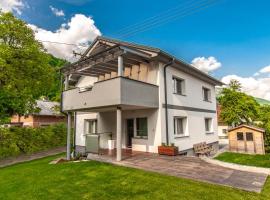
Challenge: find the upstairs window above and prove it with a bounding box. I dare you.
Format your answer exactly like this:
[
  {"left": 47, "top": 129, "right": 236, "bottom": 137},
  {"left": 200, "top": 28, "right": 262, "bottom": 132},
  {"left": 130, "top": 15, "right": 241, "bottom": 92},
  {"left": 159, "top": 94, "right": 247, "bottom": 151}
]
[
  {"left": 202, "top": 87, "right": 211, "bottom": 102},
  {"left": 173, "top": 77, "right": 185, "bottom": 95}
]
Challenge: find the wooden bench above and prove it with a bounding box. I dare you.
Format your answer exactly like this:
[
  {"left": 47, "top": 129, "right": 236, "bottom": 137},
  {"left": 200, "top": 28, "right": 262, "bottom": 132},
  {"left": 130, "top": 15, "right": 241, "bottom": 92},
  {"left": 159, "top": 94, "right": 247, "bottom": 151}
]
[{"left": 193, "top": 142, "right": 213, "bottom": 156}]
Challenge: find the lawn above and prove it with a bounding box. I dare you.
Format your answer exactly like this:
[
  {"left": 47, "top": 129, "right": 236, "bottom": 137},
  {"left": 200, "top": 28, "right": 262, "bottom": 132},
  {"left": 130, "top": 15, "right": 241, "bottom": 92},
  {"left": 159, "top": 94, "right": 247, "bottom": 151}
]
[
  {"left": 215, "top": 152, "right": 270, "bottom": 168},
  {"left": 0, "top": 154, "right": 270, "bottom": 200}
]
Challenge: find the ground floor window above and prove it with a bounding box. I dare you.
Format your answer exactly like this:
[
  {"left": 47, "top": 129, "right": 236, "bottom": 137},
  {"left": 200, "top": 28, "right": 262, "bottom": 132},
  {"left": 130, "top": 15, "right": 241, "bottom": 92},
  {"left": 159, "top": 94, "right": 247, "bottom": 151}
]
[
  {"left": 85, "top": 119, "right": 97, "bottom": 134},
  {"left": 136, "top": 118, "right": 148, "bottom": 138},
  {"left": 204, "top": 118, "right": 213, "bottom": 133},
  {"left": 174, "top": 117, "right": 187, "bottom": 136}
]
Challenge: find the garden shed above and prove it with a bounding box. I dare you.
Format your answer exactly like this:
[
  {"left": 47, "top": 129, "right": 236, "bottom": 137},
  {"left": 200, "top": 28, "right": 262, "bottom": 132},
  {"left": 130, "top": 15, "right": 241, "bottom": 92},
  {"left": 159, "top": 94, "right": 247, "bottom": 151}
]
[{"left": 228, "top": 124, "right": 265, "bottom": 155}]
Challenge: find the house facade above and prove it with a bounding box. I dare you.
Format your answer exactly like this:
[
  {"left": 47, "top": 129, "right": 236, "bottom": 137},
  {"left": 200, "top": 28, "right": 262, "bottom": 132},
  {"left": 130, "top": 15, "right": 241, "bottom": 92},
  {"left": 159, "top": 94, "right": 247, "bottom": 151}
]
[
  {"left": 10, "top": 100, "right": 65, "bottom": 127},
  {"left": 61, "top": 36, "right": 222, "bottom": 161}
]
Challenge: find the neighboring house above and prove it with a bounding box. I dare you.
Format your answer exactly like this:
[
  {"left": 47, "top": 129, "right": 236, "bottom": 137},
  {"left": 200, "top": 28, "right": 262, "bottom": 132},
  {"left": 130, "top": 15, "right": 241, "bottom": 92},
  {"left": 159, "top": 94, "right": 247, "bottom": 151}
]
[
  {"left": 11, "top": 100, "right": 65, "bottom": 127},
  {"left": 61, "top": 36, "right": 222, "bottom": 161},
  {"left": 217, "top": 104, "right": 230, "bottom": 139}
]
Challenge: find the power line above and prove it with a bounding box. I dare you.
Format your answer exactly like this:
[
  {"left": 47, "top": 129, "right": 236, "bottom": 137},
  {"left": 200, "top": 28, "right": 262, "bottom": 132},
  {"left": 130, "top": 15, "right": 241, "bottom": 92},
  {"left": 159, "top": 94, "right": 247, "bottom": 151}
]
[
  {"left": 114, "top": 0, "right": 199, "bottom": 35},
  {"left": 116, "top": 0, "right": 220, "bottom": 39},
  {"left": 38, "top": 40, "right": 88, "bottom": 47}
]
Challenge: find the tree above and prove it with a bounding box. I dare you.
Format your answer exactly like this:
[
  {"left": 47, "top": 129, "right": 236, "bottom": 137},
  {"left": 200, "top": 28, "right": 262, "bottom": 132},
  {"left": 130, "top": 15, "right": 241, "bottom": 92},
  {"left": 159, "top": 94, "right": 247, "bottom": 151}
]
[
  {"left": 218, "top": 80, "right": 260, "bottom": 126},
  {"left": 0, "top": 12, "right": 54, "bottom": 122}
]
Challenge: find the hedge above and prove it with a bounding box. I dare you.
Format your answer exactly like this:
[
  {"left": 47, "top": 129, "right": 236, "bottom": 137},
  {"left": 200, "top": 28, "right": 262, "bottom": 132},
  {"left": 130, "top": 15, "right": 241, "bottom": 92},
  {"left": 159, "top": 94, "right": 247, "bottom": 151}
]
[{"left": 0, "top": 123, "right": 67, "bottom": 160}]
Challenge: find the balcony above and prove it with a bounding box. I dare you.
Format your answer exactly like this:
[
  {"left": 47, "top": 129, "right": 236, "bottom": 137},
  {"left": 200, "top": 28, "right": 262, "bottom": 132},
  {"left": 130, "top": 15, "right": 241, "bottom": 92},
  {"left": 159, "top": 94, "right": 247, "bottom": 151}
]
[{"left": 62, "top": 77, "right": 159, "bottom": 111}]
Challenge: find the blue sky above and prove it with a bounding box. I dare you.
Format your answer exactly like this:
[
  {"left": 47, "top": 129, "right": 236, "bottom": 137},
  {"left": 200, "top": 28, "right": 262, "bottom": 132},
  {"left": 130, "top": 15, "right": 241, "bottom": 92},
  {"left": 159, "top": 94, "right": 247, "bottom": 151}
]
[{"left": 2, "top": 0, "right": 270, "bottom": 99}]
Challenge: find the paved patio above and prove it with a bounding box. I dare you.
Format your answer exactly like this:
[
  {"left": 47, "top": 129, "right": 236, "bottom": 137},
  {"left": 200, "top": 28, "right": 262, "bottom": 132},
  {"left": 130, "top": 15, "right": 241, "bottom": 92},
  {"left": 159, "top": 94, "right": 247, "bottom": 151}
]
[{"left": 87, "top": 150, "right": 268, "bottom": 193}]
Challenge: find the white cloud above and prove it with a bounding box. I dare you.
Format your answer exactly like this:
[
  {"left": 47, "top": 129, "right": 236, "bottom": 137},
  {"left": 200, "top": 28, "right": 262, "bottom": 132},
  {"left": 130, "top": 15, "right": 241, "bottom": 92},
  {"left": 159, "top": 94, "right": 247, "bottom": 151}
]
[
  {"left": 49, "top": 5, "right": 65, "bottom": 17},
  {"left": 221, "top": 75, "right": 270, "bottom": 100},
  {"left": 29, "top": 14, "right": 101, "bottom": 61},
  {"left": 191, "top": 56, "right": 221, "bottom": 73},
  {"left": 259, "top": 65, "right": 270, "bottom": 74},
  {"left": 0, "top": 0, "right": 24, "bottom": 14}
]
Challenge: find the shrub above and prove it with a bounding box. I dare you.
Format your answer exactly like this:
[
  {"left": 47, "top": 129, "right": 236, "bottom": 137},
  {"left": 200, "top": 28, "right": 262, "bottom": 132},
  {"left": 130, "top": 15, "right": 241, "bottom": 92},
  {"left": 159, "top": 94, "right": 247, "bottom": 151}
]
[{"left": 0, "top": 123, "right": 66, "bottom": 160}]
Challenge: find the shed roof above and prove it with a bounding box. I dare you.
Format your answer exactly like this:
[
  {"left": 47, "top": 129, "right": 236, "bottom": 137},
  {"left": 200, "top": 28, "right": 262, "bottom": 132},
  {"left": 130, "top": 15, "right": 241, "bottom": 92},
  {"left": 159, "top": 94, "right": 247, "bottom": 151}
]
[{"left": 228, "top": 124, "right": 265, "bottom": 133}]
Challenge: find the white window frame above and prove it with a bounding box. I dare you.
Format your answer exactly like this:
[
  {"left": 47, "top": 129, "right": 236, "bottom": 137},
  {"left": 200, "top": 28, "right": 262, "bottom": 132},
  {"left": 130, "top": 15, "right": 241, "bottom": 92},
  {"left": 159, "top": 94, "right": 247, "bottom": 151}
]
[
  {"left": 135, "top": 117, "right": 148, "bottom": 139},
  {"left": 173, "top": 76, "right": 186, "bottom": 95},
  {"left": 204, "top": 118, "right": 213, "bottom": 133},
  {"left": 85, "top": 119, "right": 97, "bottom": 134},
  {"left": 202, "top": 87, "right": 211, "bottom": 102},
  {"left": 174, "top": 116, "right": 188, "bottom": 137}
]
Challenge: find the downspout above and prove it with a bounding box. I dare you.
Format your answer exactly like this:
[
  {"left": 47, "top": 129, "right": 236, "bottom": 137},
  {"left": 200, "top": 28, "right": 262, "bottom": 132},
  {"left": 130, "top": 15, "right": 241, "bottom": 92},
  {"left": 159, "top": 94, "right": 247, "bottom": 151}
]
[
  {"left": 73, "top": 112, "right": 77, "bottom": 154},
  {"left": 163, "top": 58, "right": 175, "bottom": 145}
]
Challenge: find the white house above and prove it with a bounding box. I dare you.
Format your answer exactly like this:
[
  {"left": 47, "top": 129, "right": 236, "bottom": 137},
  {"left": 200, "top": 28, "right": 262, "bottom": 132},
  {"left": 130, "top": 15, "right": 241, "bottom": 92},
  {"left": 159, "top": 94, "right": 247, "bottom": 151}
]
[{"left": 61, "top": 36, "right": 223, "bottom": 161}]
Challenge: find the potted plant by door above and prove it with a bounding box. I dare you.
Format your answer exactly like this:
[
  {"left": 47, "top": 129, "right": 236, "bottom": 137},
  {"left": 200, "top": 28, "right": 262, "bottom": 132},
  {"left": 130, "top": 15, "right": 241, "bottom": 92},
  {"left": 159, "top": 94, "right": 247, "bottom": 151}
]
[
  {"left": 158, "top": 143, "right": 178, "bottom": 156},
  {"left": 107, "top": 133, "right": 115, "bottom": 150}
]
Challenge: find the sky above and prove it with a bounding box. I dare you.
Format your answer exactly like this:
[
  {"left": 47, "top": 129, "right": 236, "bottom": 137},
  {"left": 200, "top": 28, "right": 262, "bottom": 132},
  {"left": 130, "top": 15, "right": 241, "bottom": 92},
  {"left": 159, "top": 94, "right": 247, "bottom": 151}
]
[{"left": 1, "top": 0, "right": 270, "bottom": 100}]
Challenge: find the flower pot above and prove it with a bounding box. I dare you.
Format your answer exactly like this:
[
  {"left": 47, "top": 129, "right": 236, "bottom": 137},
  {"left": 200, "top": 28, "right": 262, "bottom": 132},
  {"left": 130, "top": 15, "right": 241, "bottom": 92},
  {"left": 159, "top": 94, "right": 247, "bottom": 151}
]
[
  {"left": 158, "top": 146, "right": 178, "bottom": 156},
  {"left": 108, "top": 139, "right": 115, "bottom": 150}
]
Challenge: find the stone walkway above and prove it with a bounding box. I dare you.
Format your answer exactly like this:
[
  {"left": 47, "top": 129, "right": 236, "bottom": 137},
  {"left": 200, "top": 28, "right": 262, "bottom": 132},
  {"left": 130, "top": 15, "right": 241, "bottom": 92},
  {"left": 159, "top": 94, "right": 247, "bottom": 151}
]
[
  {"left": 88, "top": 152, "right": 268, "bottom": 193},
  {"left": 0, "top": 146, "right": 65, "bottom": 168}
]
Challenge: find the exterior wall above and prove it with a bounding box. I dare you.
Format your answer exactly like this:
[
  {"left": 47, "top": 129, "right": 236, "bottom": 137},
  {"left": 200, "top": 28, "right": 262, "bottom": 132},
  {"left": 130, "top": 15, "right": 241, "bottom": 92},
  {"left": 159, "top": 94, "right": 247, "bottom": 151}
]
[
  {"left": 218, "top": 124, "right": 229, "bottom": 138},
  {"left": 158, "top": 62, "right": 219, "bottom": 153},
  {"left": 228, "top": 127, "right": 265, "bottom": 155},
  {"left": 11, "top": 114, "right": 65, "bottom": 127},
  {"left": 75, "top": 109, "right": 161, "bottom": 153},
  {"left": 11, "top": 115, "right": 35, "bottom": 127},
  {"left": 74, "top": 61, "right": 219, "bottom": 155}
]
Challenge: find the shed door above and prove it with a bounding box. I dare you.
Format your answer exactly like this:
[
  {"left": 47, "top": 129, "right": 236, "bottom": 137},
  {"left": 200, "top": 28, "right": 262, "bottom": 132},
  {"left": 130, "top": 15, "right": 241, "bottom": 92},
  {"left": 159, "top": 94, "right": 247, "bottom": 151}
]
[
  {"left": 245, "top": 132, "right": 255, "bottom": 153},
  {"left": 236, "top": 132, "right": 245, "bottom": 152}
]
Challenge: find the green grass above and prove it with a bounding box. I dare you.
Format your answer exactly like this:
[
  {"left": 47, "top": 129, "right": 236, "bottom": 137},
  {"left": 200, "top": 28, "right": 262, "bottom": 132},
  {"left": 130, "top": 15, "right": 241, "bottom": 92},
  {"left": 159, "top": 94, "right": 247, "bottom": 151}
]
[
  {"left": 215, "top": 152, "right": 270, "bottom": 168},
  {"left": 0, "top": 154, "right": 270, "bottom": 200}
]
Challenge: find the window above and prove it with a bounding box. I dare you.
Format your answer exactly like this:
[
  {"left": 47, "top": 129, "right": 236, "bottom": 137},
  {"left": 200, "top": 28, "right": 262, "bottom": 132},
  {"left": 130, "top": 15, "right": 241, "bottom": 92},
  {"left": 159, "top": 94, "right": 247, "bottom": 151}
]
[
  {"left": 246, "top": 132, "right": 253, "bottom": 141},
  {"left": 174, "top": 117, "right": 187, "bottom": 136},
  {"left": 136, "top": 118, "right": 148, "bottom": 137},
  {"left": 202, "top": 87, "right": 211, "bottom": 102},
  {"left": 222, "top": 129, "right": 227, "bottom": 134},
  {"left": 237, "top": 132, "right": 244, "bottom": 140},
  {"left": 86, "top": 120, "right": 97, "bottom": 134},
  {"left": 205, "top": 118, "right": 212, "bottom": 132},
  {"left": 173, "top": 77, "right": 185, "bottom": 95}
]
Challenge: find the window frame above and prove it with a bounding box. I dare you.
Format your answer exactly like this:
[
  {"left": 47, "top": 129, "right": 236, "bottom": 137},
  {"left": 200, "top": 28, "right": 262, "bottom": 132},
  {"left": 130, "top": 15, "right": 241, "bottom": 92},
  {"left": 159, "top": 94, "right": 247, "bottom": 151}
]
[
  {"left": 237, "top": 132, "right": 244, "bottom": 141},
  {"left": 173, "top": 76, "right": 186, "bottom": 96},
  {"left": 204, "top": 118, "right": 213, "bottom": 133},
  {"left": 202, "top": 87, "right": 211, "bottom": 102},
  {"left": 174, "top": 116, "right": 188, "bottom": 137},
  {"left": 85, "top": 119, "right": 97, "bottom": 134},
  {"left": 246, "top": 132, "right": 254, "bottom": 141},
  {"left": 135, "top": 117, "right": 148, "bottom": 138}
]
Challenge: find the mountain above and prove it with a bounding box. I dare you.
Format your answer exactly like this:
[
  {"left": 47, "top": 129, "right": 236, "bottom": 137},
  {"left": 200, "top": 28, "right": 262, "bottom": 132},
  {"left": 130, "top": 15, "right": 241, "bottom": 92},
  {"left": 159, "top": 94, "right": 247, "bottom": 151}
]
[{"left": 254, "top": 97, "right": 270, "bottom": 105}]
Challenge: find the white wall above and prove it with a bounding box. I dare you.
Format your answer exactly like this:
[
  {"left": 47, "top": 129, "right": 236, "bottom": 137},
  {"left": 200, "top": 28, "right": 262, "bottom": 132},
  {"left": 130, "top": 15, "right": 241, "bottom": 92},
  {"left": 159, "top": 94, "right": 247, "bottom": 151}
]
[
  {"left": 218, "top": 125, "right": 229, "bottom": 138},
  {"left": 158, "top": 62, "right": 219, "bottom": 151},
  {"left": 75, "top": 112, "right": 97, "bottom": 146}
]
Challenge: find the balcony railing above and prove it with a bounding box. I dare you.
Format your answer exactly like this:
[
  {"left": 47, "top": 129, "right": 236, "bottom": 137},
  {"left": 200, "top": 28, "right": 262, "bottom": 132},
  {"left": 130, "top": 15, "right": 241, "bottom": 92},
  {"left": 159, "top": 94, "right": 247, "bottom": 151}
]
[{"left": 62, "top": 76, "right": 159, "bottom": 111}]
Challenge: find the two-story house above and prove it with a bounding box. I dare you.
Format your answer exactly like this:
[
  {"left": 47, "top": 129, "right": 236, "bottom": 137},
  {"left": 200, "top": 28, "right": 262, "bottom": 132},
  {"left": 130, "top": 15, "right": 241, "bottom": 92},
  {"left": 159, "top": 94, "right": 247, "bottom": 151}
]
[{"left": 61, "top": 36, "right": 222, "bottom": 161}]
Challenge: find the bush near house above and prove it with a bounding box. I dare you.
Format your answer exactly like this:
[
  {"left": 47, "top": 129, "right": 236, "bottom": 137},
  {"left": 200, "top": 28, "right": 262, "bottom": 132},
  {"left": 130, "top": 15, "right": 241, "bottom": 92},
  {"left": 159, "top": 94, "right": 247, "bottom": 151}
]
[{"left": 0, "top": 123, "right": 66, "bottom": 159}]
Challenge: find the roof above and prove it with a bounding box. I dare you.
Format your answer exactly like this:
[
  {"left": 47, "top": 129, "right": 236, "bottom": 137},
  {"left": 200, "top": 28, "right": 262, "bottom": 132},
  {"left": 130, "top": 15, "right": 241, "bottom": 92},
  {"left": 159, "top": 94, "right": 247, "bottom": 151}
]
[
  {"left": 228, "top": 124, "right": 265, "bottom": 133},
  {"left": 65, "top": 36, "right": 223, "bottom": 86},
  {"left": 34, "top": 100, "right": 62, "bottom": 116}
]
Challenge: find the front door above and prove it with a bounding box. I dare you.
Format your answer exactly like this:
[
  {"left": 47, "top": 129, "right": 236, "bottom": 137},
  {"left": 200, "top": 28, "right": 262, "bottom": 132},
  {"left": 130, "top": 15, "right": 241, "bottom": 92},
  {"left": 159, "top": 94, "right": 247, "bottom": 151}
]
[{"left": 127, "top": 119, "right": 134, "bottom": 148}]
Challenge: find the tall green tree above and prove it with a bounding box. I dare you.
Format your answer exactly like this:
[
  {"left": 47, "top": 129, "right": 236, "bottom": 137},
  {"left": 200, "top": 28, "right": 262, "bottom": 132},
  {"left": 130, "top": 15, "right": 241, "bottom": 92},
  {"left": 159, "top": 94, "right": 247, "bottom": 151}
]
[
  {"left": 218, "top": 80, "right": 260, "bottom": 126},
  {"left": 0, "top": 12, "right": 54, "bottom": 122}
]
